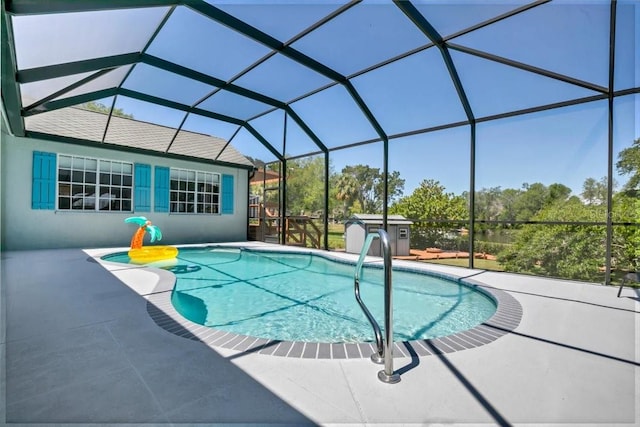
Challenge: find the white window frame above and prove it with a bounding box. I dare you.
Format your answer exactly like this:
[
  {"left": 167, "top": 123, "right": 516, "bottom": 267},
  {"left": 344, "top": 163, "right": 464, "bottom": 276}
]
[
  {"left": 57, "top": 154, "right": 133, "bottom": 212},
  {"left": 169, "top": 167, "right": 220, "bottom": 214},
  {"left": 399, "top": 227, "right": 409, "bottom": 239}
]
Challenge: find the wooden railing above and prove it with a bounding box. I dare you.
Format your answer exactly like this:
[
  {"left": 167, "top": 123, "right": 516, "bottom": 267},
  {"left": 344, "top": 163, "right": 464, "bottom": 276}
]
[
  {"left": 285, "top": 216, "right": 322, "bottom": 248},
  {"left": 249, "top": 204, "right": 322, "bottom": 248}
]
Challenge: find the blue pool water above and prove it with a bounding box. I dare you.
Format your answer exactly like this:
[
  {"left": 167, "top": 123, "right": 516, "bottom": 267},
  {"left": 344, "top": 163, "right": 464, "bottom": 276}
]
[{"left": 103, "top": 247, "right": 496, "bottom": 343}]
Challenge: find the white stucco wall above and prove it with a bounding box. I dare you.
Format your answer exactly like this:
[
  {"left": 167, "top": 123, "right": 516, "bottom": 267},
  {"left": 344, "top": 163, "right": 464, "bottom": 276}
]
[{"left": 1, "top": 132, "right": 250, "bottom": 250}]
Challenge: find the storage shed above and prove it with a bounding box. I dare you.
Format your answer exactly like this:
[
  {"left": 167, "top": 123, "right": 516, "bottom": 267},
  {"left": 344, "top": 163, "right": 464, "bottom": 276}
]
[{"left": 344, "top": 214, "right": 413, "bottom": 257}]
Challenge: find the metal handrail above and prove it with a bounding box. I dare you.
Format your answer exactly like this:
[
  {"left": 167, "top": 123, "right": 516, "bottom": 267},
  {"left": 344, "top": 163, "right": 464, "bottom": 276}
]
[
  {"left": 353, "top": 229, "right": 400, "bottom": 384},
  {"left": 354, "top": 233, "right": 384, "bottom": 363}
]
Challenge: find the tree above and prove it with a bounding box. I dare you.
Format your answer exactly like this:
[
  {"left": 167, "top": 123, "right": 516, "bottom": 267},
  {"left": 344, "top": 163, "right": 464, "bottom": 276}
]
[
  {"left": 390, "top": 179, "right": 467, "bottom": 249},
  {"left": 334, "top": 173, "right": 359, "bottom": 219},
  {"left": 582, "top": 178, "right": 600, "bottom": 204},
  {"left": 581, "top": 177, "right": 608, "bottom": 205},
  {"left": 381, "top": 170, "right": 405, "bottom": 209},
  {"left": 338, "top": 165, "right": 404, "bottom": 214},
  {"left": 80, "top": 101, "right": 133, "bottom": 119},
  {"left": 547, "top": 183, "right": 572, "bottom": 204},
  {"left": 499, "top": 198, "right": 607, "bottom": 280},
  {"left": 507, "top": 182, "right": 572, "bottom": 221},
  {"left": 616, "top": 138, "right": 640, "bottom": 195},
  {"left": 497, "top": 188, "right": 522, "bottom": 223},
  {"left": 245, "top": 156, "right": 266, "bottom": 168},
  {"left": 513, "top": 182, "right": 550, "bottom": 221},
  {"left": 474, "top": 186, "right": 503, "bottom": 222},
  {"left": 612, "top": 193, "right": 640, "bottom": 270},
  {"left": 286, "top": 157, "right": 326, "bottom": 216},
  {"left": 499, "top": 183, "right": 639, "bottom": 280}
]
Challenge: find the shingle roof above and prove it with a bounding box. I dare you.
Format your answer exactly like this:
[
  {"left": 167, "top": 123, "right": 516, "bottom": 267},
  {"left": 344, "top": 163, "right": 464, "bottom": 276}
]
[{"left": 24, "top": 106, "right": 254, "bottom": 167}]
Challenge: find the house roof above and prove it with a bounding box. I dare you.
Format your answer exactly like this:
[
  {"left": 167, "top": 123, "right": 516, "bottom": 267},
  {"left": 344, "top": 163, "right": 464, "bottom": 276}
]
[
  {"left": 346, "top": 214, "right": 413, "bottom": 225},
  {"left": 250, "top": 168, "right": 281, "bottom": 184},
  {"left": 24, "top": 106, "right": 254, "bottom": 168}
]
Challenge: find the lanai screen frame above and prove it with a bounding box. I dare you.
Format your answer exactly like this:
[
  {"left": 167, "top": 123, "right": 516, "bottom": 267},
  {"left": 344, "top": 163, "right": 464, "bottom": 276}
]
[{"left": 2, "top": 0, "right": 639, "bottom": 285}]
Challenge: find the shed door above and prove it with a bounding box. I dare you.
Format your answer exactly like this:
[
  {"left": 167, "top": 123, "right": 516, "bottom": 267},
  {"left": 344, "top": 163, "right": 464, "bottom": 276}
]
[
  {"left": 388, "top": 225, "right": 398, "bottom": 256},
  {"left": 367, "top": 226, "right": 397, "bottom": 257}
]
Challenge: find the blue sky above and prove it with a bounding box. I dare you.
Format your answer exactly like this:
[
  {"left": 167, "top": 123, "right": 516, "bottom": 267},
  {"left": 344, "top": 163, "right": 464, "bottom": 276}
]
[{"left": 14, "top": 1, "right": 639, "bottom": 197}]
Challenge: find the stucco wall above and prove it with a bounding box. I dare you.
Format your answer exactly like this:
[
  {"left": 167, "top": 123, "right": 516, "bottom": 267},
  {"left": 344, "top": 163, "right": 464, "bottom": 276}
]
[{"left": 1, "top": 132, "right": 249, "bottom": 250}]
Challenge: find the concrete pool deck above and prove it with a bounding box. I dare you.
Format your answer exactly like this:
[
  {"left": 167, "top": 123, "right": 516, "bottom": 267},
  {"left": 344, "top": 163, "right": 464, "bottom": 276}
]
[{"left": 1, "top": 242, "right": 639, "bottom": 425}]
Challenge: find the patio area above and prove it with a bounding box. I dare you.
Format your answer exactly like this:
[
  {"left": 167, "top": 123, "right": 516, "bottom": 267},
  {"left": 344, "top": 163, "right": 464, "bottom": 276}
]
[{"left": 1, "top": 243, "right": 638, "bottom": 425}]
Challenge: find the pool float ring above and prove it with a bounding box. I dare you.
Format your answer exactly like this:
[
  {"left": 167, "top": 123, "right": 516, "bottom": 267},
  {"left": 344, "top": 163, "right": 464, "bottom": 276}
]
[
  {"left": 125, "top": 216, "right": 178, "bottom": 264},
  {"left": 128, "top": 245, "right": 178, "bottom": 264}
]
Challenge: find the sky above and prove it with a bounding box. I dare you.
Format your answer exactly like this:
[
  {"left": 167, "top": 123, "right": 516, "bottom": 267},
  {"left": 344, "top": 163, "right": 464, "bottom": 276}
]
[{"left": 13, "top": 1, "right": 640, "bottom": 197}]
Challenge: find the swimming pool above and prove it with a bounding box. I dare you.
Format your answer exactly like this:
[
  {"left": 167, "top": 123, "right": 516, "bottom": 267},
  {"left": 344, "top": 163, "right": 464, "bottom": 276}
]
[{"left": 103, "top": 246, "right": 497, "bottom": 344}]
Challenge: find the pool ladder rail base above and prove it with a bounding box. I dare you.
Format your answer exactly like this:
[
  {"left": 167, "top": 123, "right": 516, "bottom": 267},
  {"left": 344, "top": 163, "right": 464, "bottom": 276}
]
[
  {"left": 378, "top": 369, "right": 401, "bottom": 384},
  {"left": 354, "top": 229, "right": 401, "bottom": 384}
]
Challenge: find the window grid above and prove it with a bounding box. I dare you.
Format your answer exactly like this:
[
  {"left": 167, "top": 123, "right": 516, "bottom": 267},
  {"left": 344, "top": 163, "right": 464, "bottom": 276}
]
[
  {"left": 170, "top": 168, "right": 220, "bottom": 214},
  {"left": 57, "top": 154, "right": 132, "bottom": 212},
  {"left": 399, "top": 227, "right": 409, "bottom": 239}
]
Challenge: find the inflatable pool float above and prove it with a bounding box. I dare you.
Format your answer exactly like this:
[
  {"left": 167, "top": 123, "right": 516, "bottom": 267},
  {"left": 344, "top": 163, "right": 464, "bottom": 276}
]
[
  {"left": 128, "top": 245, "right": 178, "bottom": 264},
  {"left": 124, "top": 216, "right": 178, "bottom": 264}
]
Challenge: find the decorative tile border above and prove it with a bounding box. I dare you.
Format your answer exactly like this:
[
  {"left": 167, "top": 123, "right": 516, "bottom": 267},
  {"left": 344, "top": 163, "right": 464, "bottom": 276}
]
[{"left": 145, "top": 266, "right": 522, "bottom": 359}]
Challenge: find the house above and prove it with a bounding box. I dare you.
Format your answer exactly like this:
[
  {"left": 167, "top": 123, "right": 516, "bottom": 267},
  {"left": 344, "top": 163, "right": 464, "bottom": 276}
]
[{"left": 1, "top": 106, "right": 254, "bottom": 250}]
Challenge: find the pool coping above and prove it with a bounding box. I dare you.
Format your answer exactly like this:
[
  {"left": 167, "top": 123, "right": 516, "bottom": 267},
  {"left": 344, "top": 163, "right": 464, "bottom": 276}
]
[{"left": 99, "top": 244, "right": 523, "bottom": 359}]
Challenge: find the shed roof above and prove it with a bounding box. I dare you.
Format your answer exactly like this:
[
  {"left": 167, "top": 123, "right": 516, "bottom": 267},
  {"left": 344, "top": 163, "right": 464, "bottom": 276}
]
[{"left": 346, "top": 214, "right": 413, "bottom": 225}]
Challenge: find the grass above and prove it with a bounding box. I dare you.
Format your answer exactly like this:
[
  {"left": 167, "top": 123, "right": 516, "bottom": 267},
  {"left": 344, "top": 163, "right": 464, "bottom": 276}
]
[
  {"left": 424, "top": 258, "right": 505, "bottom": 271},
  {"left": 328, "top": 223, "right": 345, "bottom": 249}
]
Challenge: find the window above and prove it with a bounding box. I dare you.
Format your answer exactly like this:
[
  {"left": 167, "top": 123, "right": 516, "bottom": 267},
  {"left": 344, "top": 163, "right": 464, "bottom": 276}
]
[
  {"left": 399, "top": 227, "right": 409, "bottom": 239},
  {"left": 170, "top": 167, "right": 220, "bottom": 214},
  {"left": 57, "top": 155, "right": 132, "bottom": 211}
]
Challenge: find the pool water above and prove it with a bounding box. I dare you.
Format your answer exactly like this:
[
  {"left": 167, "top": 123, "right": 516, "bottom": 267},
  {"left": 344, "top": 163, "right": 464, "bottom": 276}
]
[{"left": 103, "top": 247, "right": 496, "bottom": 343}]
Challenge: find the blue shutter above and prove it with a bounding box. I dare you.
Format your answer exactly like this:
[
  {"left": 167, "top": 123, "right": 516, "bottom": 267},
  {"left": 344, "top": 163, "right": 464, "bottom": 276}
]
[
  {"left": 134, "top": 163, "right": 151, "bottom": 212},
  {"left": 32, "top": 151, "right": 56, "bottom": 210},
  {"left": 221, "top": 174, "right": 234, "bottom": 215},
  {"left": 154, "top": 166, "right": 170, "bottom": 212}
]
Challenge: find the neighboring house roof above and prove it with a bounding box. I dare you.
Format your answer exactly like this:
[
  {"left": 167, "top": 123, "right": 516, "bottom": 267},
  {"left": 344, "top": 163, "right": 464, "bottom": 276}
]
[
  {"left": 346, "top": 214, "right": 413, "bottom": 225},
  {"left": 250, "top": 168, "right": 281, "bottom": 184},
  {"left": 24, "top": 106, "right": 254, "bottom": 167}
]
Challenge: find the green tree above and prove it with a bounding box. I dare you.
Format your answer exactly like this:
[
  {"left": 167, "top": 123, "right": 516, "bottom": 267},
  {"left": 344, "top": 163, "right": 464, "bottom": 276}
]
[
  {"left": 286, "top": 157, "right": 325, "bottom": 216},
  {"left": 510, "top": 182, "right": 571, "bottom": 221},
  {"left": 513, "top": 182, "right": 550, "bottom": 220},
  {"left": 334, "top": 172, "right": 359, "bottom": 219},
  {"left": 611, "top": 192, "right": 640, "bottom": 270},
  {"left": 499, "top": 198, "right": 607, "bottom": 281},
  {"left": 497, "top": 188, "right": 522, "bottom": 223},
  {"left": 614, "top": 139, "right": 640, "bottom": 268},
  {"left": 339, "top": 165, "right": 404, "bottom": 214},
  {"left": 582, "top": 177, "right": 600, "bottom": 204},
  {"left": 80, "top": 101, "right": 133, "bottom": 119},
  {"left": 475, "top": 186, "right": 503, "bottom": 222},
  {"left": 390, "top": 179, "right": 467, "bottom": 249},
  {"left": 616, "top": 138, "right": 640, "bottom": 195},
  {"left": 547, "top": 183, "right": 572, "bottom": 204},
  {"left": 581, "top": 177, "right": 608, "bottom": 205},
  {"left": 381, "top": 170, "right": 405, "bottom": 209},
  {"left": 499, "top": 176, "right": 639, "bottom": 281}
]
